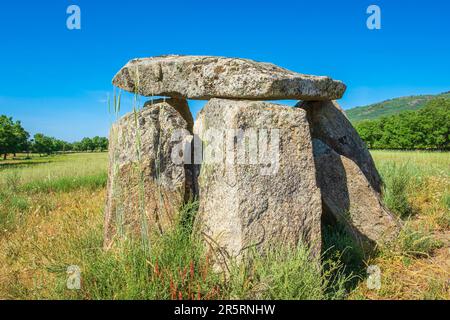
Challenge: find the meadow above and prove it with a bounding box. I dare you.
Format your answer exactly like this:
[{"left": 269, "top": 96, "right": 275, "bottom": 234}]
[{"left": 0, "top": 151, "right": 448, "bottom": 300}]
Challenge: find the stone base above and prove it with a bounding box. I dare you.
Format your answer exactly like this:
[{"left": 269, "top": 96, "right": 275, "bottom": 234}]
[
  {"left": 194, "top": 99, "right": 323, "bottom": 269},
  {"left": 104, "top": 98, "right": 194, "bottom": 248}
]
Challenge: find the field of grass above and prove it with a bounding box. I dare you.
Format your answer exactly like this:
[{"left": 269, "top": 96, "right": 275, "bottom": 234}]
[{"left": 0, "top": 151, "right": 448, "bottom": 300}]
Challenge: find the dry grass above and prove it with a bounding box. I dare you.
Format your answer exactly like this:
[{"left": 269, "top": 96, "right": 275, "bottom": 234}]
[
  {"left": 0, "top": 189, "right": 105, "bottom": 299},
  {"left": 0, "top": 151, "right": 448, "bottom": 300},
  {"left": 349, "top": 151, "right": 450, "bottom": 300}
]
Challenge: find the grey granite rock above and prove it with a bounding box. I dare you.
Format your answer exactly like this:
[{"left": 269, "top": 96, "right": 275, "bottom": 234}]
[
  {"left": 194, "top": 98, "right": 322, "bottom": 269},
  {"left": 113, "top": 55, "right": 346, "bottom": 101},
  {"left": 104, "top": 98, "right": 194, "bottom": 247},
  {"left": 313, "top": 139, "right": 400, "bottom": 248},
  {"left": 297, "top": 100, "right": 382, "bottom": 193}
]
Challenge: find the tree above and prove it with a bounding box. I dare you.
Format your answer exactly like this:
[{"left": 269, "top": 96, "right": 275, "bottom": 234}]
[
  {"left": 32, "top": 133, "right": 54, "bottom": 155},
  {"left": 0, "top": 115, "right": 30, "bottom": 159},
  {"left": 2, "top": 114, "right": 109, "bottom": 158},
  {"left": 12, "top": 120, "right": 30, "bottom": 156},
  {"left": 354, "top": 97, "right": 450, "bottom": 150},
  {"left": 98, "top": 137, "right": 109, "bottom": 151},
  {"left": 0, "top": 116, "right": 14, "bottom": 159},
  {"left": 72, "top": 141, "right": 83, "bottom": 152},
  {"left": 80, "top": 137, "right": 94, "bottom": 152},
  {"left": 92, "top": 136, "right": 109, "bottom": 152}
]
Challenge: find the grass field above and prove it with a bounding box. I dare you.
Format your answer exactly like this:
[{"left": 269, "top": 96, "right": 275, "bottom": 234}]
[{"left": 0, "top": 151, "right": 448, "bottom": 300}]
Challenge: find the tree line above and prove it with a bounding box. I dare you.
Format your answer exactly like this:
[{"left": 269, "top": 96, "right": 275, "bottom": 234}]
[
  {"left": 354, "top": 97, "right": 450, "bottom": 150},
  {"left": 0, "top": 115, "right": 108, "bottom": 159}
]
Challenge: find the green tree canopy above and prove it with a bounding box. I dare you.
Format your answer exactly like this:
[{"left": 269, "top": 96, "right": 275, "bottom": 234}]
[
  {"left": 354, "top": 97, "right": 450, "bottom": 150},
  {"left": 0, "top": 115, "right": 30, "bottom": 159}
]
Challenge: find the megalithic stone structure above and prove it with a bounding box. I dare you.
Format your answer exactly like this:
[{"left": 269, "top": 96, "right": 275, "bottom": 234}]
[{"left": 106, "top": 55, "right": 400, "bottom": 263}]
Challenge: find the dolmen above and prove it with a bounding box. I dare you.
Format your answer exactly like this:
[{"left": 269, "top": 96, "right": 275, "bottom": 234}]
[{"left": 104, "top": 55, "right": 400, "bottom": 265}]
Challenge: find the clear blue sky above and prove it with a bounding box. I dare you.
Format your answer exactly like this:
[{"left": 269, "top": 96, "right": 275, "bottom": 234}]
[{"left": 0, "top": 0, "right": 449, "bottom": 141}]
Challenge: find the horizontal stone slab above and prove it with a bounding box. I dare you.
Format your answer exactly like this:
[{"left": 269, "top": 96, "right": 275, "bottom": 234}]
[{"left": 112, "top": 55, "right": 346, "bottom": 101}]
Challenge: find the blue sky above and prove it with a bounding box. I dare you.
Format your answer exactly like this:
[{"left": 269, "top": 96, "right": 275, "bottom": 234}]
[{"left": 0, "top": 0, "right": 449, "bottom": 141}]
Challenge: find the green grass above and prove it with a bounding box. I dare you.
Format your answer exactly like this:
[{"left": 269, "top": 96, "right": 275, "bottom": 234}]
[
  {"left": 0, "top": 153, "right": 108, "bottom": 236},
  {"left": 0, "top": 153, "right": 108, "bottom": 194},
  {"left": 0, "top": 188, "right": 29, "bottom": 234},
  {"left": 372, "top": 150, "right": 449, "bottom": 220},
  {"left": 397, "top": 225, "right": 443, "bottom": 258},
  {"left": 379, "top": 162, "right": 415, "bottom": 218},
  {"left": 0, "top": 153, "right": 108, "bottom": 185},
  {"left": 60, "top": 202, "right": 223, "bottom": 300},
  {"left": 371, "top": 150, "right": 450, "bottom": 177},
  {"left": 0, "top": 150, "right": 449, "bottom": 300},
  {"left": 13, "top": 199, "right": 350, "bottom": 300}
]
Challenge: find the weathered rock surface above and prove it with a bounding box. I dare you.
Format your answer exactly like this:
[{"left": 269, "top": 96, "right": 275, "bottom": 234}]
[
  {"left": 313, "top": 139, "right": 400, "bottom": 247},
  {"left": 194, "top": 99, "right": 322, "bottom": 268},
  {"left": 104, "top": 98, "right": 194, "bottom": 247},
  {"left": 297, "top": 100, "right": 382, "bottom": 193},
  {"left": 113, "top": 55, "right": 346, "bottom": 101}
]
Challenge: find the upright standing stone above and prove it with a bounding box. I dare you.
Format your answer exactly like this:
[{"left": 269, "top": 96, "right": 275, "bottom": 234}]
[
  {"left": 112, "top": 55, "right": 346, "bottom": 101},
  {"left": 297, "top": 100, "right": 382, "bottom": 192},
  {"left": 104, "top": 98, "right": 194, "bottom": 247},
  {"left": 313, "top": 139, "right": 400, "bottom": 247},
  {"left": 297, "top": 99, "right": 400, "bottom": 247},
  {"left": 194, "top": 99, "right": 322, "bottom": 267}
]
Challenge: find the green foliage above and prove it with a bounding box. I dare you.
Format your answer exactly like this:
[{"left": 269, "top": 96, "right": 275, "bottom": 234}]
[
  {"left": 32, "top": 133, "right": 55, "bottom": 155},
  {"left": 31, "top": 134, "right": 109, "bottom": 155},
  {"left": 354, "top": 97, "right": 450, "bottom": 150},
  {"left": 0, "top": 116, "right": 30, "bottom": 159},
  {"left": 347, "top": 91, "right": 450, "bottom": 122},
  {"left": 1, "top": 114, "right": 109, "bottom": 159}
]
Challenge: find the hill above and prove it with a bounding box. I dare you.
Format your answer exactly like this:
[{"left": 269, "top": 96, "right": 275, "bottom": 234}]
[{"left": 346, "top": 91, "right": 450, "bottom": 122}]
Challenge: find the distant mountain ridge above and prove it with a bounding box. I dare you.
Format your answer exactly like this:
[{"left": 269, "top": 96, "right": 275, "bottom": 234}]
[{"left": 346, "top": 91, "right": 450, "bottom": 122}]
